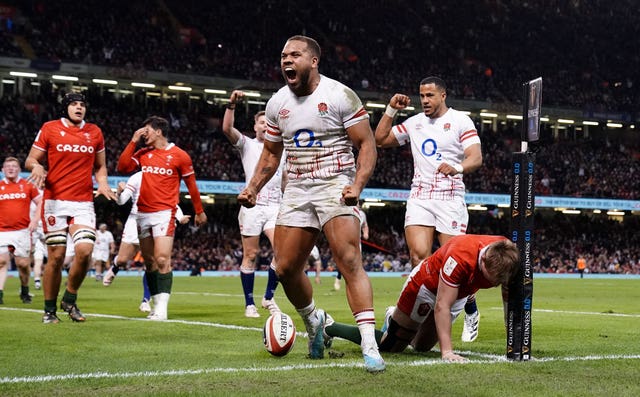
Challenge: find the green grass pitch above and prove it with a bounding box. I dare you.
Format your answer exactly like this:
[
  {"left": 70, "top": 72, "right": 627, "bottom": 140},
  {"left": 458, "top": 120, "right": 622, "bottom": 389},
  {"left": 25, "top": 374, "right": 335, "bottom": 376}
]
[{"left": 1, "top": 274, "right": 639, "bottom": 396}]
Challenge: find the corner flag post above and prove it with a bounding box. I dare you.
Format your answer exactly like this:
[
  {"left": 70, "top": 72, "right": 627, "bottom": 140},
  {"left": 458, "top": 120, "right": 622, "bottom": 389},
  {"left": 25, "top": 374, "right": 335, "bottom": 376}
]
[{"left": 507, "top": 77, "right": 541, "bottom": 361}]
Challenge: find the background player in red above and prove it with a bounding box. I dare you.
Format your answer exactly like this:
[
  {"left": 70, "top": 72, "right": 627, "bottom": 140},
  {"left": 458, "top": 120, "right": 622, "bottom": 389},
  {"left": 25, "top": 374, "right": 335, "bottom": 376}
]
[
  {"left": 118, "top": 116, "right": 207, "bottom": 320},
  {"left": 25, "top": 92, "right": 116, "bottom": 323},
  {"left": 324, "top": 234, "right": 520, "bottom": 362},
  {"left": 0, "top": 157, "right": 42, "bottom": 304}
]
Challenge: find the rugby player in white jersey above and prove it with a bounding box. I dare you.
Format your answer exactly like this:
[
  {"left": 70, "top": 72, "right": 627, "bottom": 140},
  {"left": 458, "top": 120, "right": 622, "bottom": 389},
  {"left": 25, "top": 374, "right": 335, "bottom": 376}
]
[
  {"left": 375, "top": 76, "right": 484, "bottom": 342},
  {"left": 221, "top": 92, "right": 284, "bottom": 318},
  {"left": 238, "top": 35, "right": 384, "bottom": 373}
]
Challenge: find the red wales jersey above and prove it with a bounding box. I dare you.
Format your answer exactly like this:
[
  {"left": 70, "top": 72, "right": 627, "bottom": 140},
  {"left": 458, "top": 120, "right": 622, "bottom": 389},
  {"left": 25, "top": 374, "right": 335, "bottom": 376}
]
[
  {"left": 0, "top": 177, "right": 41, "bottom": 231},
  {"left": 132, "top": 143, "right": 195, "bottom": 213},
  {"left": 32, "top": 118, "right": 105, "bottom": 201},
  {"left": 420, "top": 234, "right": 507, "bottom": 298}
]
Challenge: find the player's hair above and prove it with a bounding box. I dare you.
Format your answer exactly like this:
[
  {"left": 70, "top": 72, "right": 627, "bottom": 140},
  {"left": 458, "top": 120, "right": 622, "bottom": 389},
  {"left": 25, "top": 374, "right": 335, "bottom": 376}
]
[
  {"left": 287, "top": 35, "right": 321, "bottom": 59},
  {"left": 484, "top": 240, "right": 520, "bottom": 285},
  {"left": 143, "top": 116, "right": 170, "bottom": 137},
  {"left": 3, "top": 156, "right": 20, "bottom": 166},
  {"left": 419, "top": 76, "right": 447, "bottom": 92},
  {"left": 254, "top": 110, "right": 265, "bottom": 122}
]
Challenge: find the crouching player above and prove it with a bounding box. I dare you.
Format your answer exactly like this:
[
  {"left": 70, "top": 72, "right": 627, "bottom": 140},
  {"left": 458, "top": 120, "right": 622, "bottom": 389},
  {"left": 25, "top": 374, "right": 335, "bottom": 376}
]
[{"left": 324, "top": 234, "right": 519, "bottom": 362}]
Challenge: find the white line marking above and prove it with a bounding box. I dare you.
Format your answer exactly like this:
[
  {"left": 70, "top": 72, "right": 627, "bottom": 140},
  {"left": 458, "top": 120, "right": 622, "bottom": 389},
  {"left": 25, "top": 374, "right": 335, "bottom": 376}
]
[
  {"left": 2, "top": 306, "right": 639, "bottom": 384},
  {"left": 2, "top": 354, "right": 639, "bottom": 384}
]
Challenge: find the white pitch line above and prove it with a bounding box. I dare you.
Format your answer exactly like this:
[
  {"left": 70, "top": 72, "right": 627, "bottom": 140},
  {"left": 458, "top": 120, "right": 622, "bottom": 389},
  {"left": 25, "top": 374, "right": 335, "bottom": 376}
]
[
  {"left": 2, "top": 353, "right": 639, "bottom": 384},
  {"left": 1, "top": 306, "right": 640, "bottom": 385}
]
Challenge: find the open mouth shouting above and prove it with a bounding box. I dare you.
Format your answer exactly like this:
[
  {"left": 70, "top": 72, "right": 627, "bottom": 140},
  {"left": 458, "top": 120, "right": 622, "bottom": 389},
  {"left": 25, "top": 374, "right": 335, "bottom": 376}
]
[{"left": 283, "top": 67, "right": 297, "bottom": 84}]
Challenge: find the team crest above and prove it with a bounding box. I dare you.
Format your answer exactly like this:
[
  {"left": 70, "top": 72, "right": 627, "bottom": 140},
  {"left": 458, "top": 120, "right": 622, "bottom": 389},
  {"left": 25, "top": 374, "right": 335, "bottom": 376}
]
[
  {"left": 279, "top": 109, "right": 290, "bottom": 119},
  {"left": 166, "top": 155, "right": 173, "bottom": 164},
  {"left": 317, "top": 102, "right": 328, "bottom": 116},
  {"left": 47, "top": 216, "right": 56, "bottom": 226},
  {"left": 444, "top": 123, "right": 451, "bottom": 132},
  {"left": 451, "top": 220, "right": 458, "bottom": 230},
  {"left": 60, "top": 131, "right": 66, "bottom": 136}
]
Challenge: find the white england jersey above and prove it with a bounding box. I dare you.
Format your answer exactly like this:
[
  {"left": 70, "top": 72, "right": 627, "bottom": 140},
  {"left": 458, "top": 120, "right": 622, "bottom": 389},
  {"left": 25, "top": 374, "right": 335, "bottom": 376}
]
[
  {"left": 235, "top": 135, "right": 284, "bottom": 206},
  {"left": 118, "top": 172, "right": 142, "bottom": 214},
  {"left": 265, "top": 75, "right": 369, "bottom": 181},
  {"left": 392, "top": 108, "right": 480, "bottom": 200}
]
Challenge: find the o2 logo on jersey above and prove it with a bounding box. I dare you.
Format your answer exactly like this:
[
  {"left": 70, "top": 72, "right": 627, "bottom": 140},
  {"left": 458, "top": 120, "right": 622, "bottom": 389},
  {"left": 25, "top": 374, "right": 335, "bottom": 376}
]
[
  {"left": 421, "top": 138, "right": 441, "bottom": 160},
  {"left": 293, "top": 129, "right": 323, "bottom": 147}
]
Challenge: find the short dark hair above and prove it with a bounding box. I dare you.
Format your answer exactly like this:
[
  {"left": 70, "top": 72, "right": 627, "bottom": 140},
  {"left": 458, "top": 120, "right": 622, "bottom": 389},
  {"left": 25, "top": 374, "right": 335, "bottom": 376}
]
[
  {"left": 484, "top": 240, "right": 521, "bottom": 285},
  {"left": 287, "top": 35, "right": 321, "bottom": 59},
  {"left": 143, "top": 116, "right": 170, "bottom": 137},
  {"left": 419, "top": 76, "right": 447, "bottom": 92}
]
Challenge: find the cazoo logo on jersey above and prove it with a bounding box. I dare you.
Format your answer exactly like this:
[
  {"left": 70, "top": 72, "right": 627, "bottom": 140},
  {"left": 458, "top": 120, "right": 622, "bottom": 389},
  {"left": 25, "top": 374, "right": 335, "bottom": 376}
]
[
  {"left": 141, "top": 166, "right": 174, "bottom": 175},
  {"left": 0, "top": 192, "right": 27, "bottom": 200},
  {"left": 56, "top": 144, "right": 95, "bottom": 153}
]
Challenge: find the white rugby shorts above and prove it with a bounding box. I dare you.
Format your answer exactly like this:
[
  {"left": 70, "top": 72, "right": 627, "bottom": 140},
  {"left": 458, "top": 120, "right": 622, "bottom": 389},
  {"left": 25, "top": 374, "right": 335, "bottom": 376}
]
[
  {"left": 404, "top": 197, "right": 468, "bottom": 235},
  {"left": 238, "top": 204, "right": 278, "bottom": 236},
  {"left": 0, "top": 228, "right": 32, "bottom": 257}
]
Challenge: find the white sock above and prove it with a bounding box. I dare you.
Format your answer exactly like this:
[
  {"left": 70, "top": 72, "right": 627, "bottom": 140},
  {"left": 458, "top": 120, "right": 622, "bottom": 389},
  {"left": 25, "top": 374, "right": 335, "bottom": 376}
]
[{"left": 152, "top": 292, "right": 171, "bottom": 316}]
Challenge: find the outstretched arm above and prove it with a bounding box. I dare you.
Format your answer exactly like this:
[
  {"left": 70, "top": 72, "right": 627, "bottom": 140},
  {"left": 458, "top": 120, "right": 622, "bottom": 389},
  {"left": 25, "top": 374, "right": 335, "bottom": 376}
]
[{"left": 434, "top": 281, "right": 468, "bottom": 362}]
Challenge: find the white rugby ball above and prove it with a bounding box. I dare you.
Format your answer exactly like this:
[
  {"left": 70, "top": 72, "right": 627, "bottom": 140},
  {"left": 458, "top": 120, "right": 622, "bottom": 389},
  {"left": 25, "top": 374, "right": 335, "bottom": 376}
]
[{"left": 263, "top": 312, "right": 296, "bottom": 357}]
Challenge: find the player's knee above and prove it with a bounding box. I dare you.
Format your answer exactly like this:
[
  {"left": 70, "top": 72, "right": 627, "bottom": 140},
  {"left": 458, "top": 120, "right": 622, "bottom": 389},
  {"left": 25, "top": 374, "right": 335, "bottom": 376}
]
[{"left": 379, "top": 317, "right": 415, "bottom": 353}]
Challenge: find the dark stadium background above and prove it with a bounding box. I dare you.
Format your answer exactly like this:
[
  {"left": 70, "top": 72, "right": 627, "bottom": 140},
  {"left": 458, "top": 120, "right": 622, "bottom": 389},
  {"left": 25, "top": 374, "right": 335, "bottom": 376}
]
[{"left": 0, "top": 0, "right": 637, "bottom": 275}]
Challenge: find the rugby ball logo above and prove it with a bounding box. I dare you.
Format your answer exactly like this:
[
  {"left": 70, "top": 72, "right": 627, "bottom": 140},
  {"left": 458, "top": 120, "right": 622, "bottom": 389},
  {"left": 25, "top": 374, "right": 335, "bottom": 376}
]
[{"left": 263, "top": 312, "right": 296, "bottom": 356}]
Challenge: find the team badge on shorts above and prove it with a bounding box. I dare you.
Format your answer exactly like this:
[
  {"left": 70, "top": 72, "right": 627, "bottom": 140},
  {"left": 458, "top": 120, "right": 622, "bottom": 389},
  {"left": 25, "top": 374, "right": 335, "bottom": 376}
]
[{"left": 451, "top": 220, "right": 458, "bottom": 230}]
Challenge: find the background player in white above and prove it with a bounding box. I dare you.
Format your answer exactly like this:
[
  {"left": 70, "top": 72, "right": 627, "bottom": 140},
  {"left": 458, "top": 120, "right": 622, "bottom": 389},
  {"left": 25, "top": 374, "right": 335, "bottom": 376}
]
[
  {"left": 238, "top": 35, "right": 384, "bottom": 372},
  {"left": 26, "top": 92, "right": 116, "bottom": 323},
  {"left": 374, "top": 76, "right": 483, "bottom": 342},
  {"left": 103, "top": 171, "right": 191, "bottom": 313},
  {"left": 118, "top": 116, "right": 207, "bottom": 321},
  {"left": 221, "top": 91, "right": 283, "bottom": 318},
  {"left": 91, "top": 223, "right": 115, "bottom": 281},
  {"left": 0, "top": 157, "right": 42, "bottom": 304}
]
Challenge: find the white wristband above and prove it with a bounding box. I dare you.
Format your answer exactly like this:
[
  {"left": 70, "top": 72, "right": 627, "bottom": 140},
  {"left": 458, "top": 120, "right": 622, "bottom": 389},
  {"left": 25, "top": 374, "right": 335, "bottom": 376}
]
[
  {"left": 385, "top": 105, "right": 398, "bottom": 118},
  {"left": 453, "top": 164, "right": 464, "bottom": 174}
]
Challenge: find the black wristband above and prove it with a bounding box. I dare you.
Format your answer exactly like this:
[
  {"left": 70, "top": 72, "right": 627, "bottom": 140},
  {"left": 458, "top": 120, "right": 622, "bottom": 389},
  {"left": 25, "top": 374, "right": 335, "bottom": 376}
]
[{"left": 226, "top": 104, "right": 236, "bottom": 110}]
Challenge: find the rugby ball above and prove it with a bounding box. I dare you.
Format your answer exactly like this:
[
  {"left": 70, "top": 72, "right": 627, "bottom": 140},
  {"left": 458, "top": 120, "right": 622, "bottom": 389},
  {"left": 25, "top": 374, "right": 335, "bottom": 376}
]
[{"left": 263, "top": 312, "right": 296, "bottom": 356}]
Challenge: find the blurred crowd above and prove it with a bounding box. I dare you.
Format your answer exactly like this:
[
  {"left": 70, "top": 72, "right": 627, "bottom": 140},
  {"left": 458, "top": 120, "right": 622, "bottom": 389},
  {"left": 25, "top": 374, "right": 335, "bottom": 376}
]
[
  {"left": 1, "top": 0, "right": 637, "bottom": 114},
  {"left": 1, "top": 0, "right": 638, "bottom": 275}
]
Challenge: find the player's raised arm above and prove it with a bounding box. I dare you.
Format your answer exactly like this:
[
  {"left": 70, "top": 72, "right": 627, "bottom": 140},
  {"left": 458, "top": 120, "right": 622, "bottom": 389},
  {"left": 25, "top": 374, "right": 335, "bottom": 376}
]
[
  {"left": 220, "top": 90, "right": 245, "bottom": 145},
  {"left": 375, "top": 93, "right": 410, "bottom": 148},
  {"left": 117, "top": 127, "right": 146, "bottom": 174},
  {"left": 237, "top": 140, "right": 283, "bottom": 208}
]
